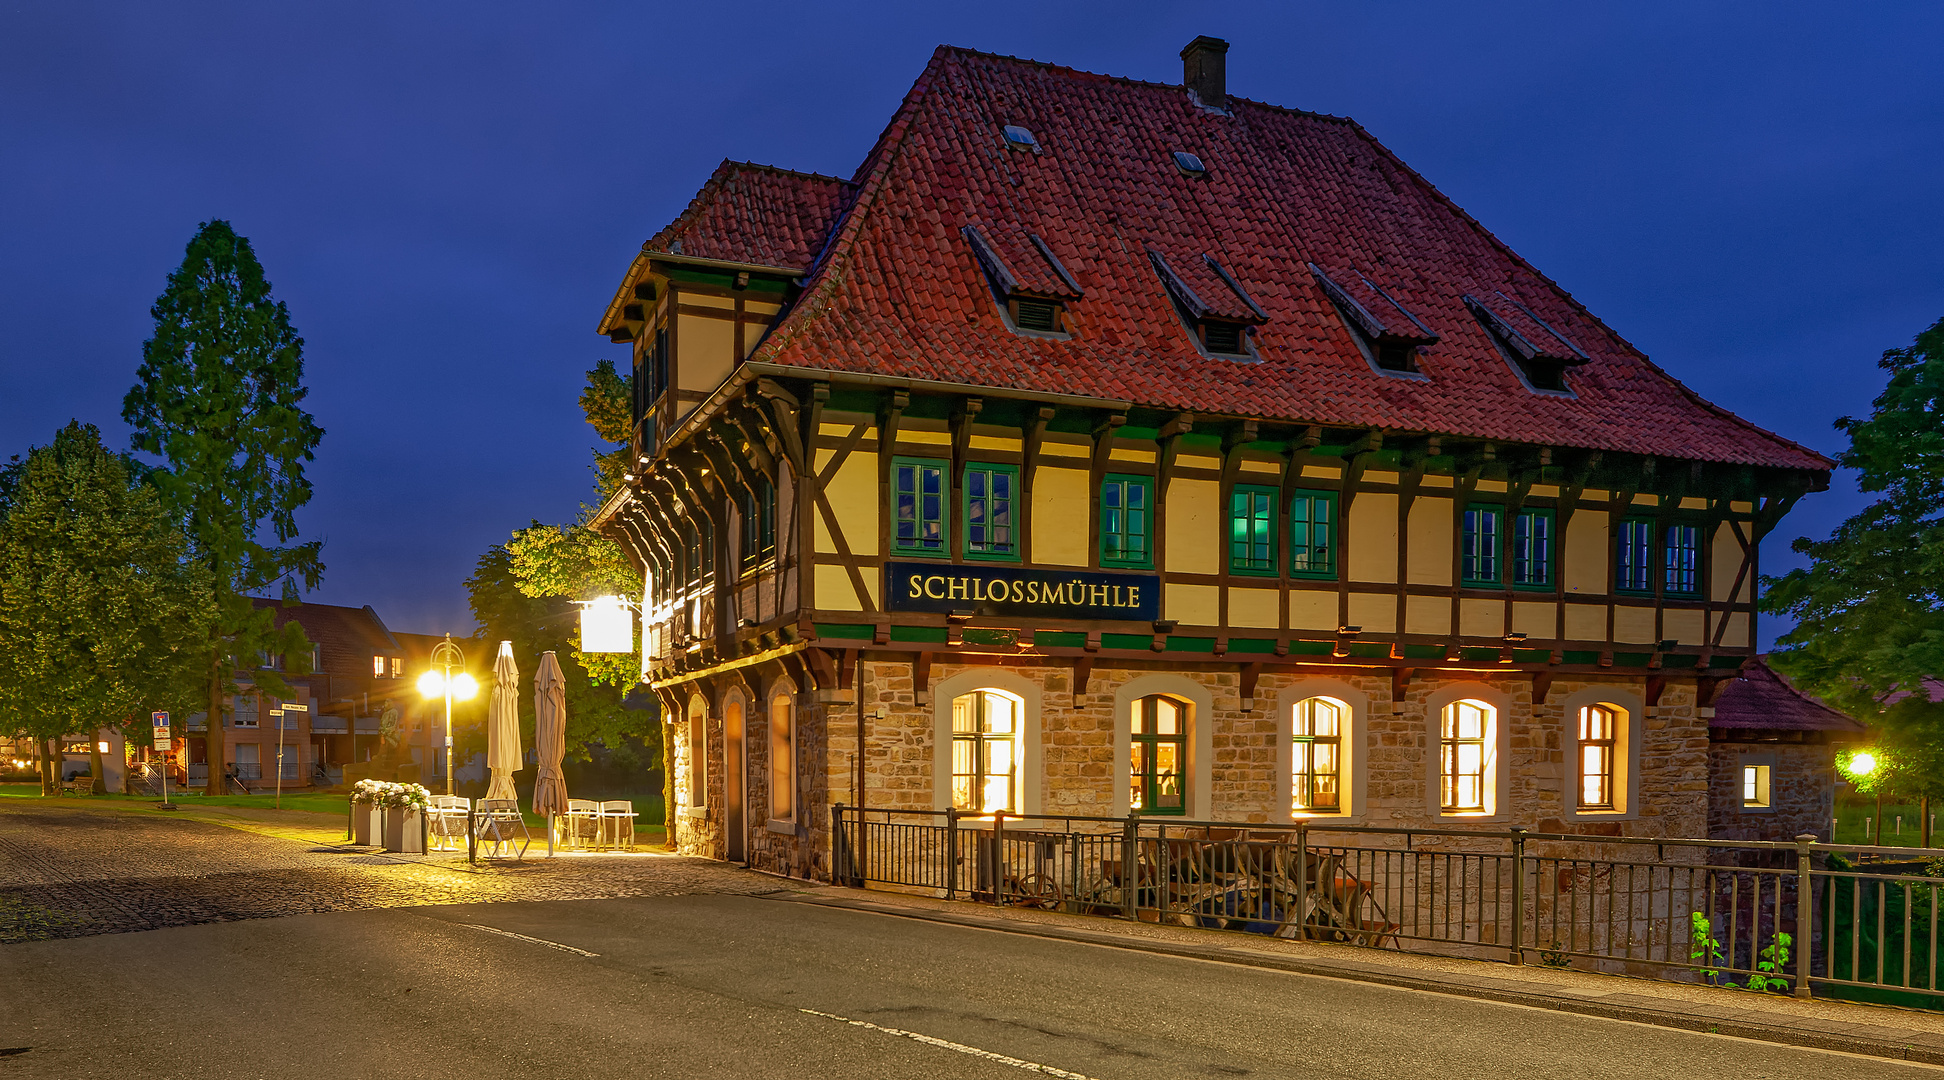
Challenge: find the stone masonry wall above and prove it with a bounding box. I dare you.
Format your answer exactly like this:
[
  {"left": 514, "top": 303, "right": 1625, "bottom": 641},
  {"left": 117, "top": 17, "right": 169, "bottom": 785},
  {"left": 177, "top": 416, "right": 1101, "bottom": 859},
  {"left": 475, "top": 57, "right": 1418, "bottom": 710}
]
[{"left": 1707, "top": 741, "right": 1835, "bottom": 844}]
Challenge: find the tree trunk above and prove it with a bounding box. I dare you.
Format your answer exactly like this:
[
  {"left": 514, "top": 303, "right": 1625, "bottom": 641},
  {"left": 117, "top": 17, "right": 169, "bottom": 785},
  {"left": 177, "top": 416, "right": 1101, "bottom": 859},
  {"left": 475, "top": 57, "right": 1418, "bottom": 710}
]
[
  {"left": 88, "top": 731, "right": 106, "bottom": 795},
  {"left": 662, "top": 717, "right": 676, "bottom": 851},
  {"left": 208, "top": 646, "right": 226, "bottom": 799},
  {"left": 39, "top": 738, "right": 56, "bottom": 796}
]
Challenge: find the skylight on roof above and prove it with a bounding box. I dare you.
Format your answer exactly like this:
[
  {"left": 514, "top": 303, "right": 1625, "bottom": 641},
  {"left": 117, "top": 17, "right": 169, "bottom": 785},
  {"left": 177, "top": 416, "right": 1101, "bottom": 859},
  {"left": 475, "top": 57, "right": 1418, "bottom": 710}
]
[
  {"left": 1173, "top": 151, "right": 1207, "bottom": 177},
  {"left": 1002, "top": 125, "right": 1039, "bottom": 151}
]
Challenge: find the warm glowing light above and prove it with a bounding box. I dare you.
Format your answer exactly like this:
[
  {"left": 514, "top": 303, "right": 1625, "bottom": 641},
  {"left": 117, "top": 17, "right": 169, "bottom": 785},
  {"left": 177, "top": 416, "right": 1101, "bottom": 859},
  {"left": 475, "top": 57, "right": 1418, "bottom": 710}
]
[
  {"left": 580, "top": 595, "right": 635, "bottom": 653},
  {"left": 1847, "top": 752, "right": 1879, "bottom": 779},
  {"left": 97, "top": 741, "right": 109, "bottom": 753},
  {"left": 417, "top": 671, "right": 447, "bottom": 697},
  {"left": 450, "top": 673, "right": 479, "bottom": 700}
]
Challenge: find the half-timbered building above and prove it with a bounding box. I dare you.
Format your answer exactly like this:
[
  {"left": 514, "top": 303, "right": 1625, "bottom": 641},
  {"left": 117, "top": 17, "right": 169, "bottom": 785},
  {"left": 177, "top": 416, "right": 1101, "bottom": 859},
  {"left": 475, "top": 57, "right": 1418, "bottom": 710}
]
[{"left": 591, "top": 39, "right": 1832, "bottom": 877}]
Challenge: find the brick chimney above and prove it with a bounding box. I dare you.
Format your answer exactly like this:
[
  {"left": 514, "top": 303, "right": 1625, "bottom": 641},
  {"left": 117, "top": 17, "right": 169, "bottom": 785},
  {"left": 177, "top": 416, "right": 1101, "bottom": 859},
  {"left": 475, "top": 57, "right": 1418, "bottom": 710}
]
[{"left": 1181, "top": 35, "right": 1230, "bottom": 108}]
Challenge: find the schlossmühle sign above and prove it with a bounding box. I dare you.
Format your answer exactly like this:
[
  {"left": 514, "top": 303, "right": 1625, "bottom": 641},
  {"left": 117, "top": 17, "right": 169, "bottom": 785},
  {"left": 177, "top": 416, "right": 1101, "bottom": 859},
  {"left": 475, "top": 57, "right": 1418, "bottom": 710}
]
[{"left": 885, "top": 561, "right": 1161, "bottom": 621}]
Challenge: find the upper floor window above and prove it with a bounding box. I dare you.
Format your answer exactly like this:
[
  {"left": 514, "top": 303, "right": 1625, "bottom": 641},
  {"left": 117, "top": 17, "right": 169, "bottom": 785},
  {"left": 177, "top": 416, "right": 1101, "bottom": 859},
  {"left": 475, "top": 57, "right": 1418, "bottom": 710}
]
[
  {"left": 951, "top": 689, "right": 1021, "bottom": 813},
  {"left": 1664, "top": 524, "right": 1701, "bottom": 596},
  {"left": 1439, "top": 700, "right": 1494, "bottom": 814},
  {"left": 1129, "top": 695, "right": 1187, "bottom": 815},
  {"left": 1577, "top": 705, "right": 1618, "bottom": 810},
  {"left": 372, "top": 655, "right": 385, "bottom": 678},
  {"left": 1230, "top": 485, "right": 1276, "bottom": 575},
  {"left": 1100, "top": 475, "right": 1152, "bottom": 568},
  {"left": 684, "top": 521, "right": 705, "bottom": 589},
  {"left": 1289, "top": 491, "right": 1337, "bottom": 579},
  {"left": 963, "top": 463, "right": 1018, "bottom": 561},
  {"left": 389, "top": 656, "right": 401, "bottom": 678},
  {"left": 1616, "top": 518, "right": 1702, "bottom": 595},
  {"left": 741, "top": 478, "right": 777, "bottom": 572},
  {"left": 1292, "top": 696, "right": 1345, "bottom": 814},
  {"left": 1461, "top": 505, "right": 1501, "bottom": 586},
  {"left": 1616, "top": 518, "right": 1654, "bottom": 592},
  {"left": 893, "top": 457, "right": 948, "bottom": 557},
  {"left": 1511, "top": 508, "right": 1554, "bottom": 589}
]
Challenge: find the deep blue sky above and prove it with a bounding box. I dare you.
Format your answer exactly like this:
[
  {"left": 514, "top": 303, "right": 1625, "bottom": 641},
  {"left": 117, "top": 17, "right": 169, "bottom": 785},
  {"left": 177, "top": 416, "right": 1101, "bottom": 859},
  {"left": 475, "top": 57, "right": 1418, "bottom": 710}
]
[{"left": 3, "top": 3, "right": 1940, "bottom": 642}]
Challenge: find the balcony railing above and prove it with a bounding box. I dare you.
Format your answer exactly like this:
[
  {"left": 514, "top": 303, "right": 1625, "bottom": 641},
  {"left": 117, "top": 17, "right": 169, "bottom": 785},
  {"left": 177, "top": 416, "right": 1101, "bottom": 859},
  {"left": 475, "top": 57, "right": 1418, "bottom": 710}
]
[
  {"left": 233, "top": 764, "right": 263, "bottom": 781},
  {"left": 310, "top": 717, "right": 349, "bottom": 735}
]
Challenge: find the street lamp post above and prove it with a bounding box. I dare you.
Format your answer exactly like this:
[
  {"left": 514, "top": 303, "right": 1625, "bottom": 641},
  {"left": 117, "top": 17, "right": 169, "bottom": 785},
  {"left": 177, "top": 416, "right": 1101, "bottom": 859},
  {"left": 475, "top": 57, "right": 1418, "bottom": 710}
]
[{"left": 416, "top": 635, "right": 477, "bottom": 796}]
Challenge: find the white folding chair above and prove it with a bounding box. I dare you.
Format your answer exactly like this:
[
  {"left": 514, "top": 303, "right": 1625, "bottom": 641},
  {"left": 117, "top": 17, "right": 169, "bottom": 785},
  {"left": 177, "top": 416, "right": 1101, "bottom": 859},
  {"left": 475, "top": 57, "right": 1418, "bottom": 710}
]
[
  {"left": 559, "top": 799, "right": 601, "bottom": 850},
  {"left": 473, "top": 799, "right": 530, "bottom": 859},
  {"left": 427, "top": 795, "right": 471, "bottom": 852},
  {"left": 597, "top": 800, "right": 638, "bottom": 850}
]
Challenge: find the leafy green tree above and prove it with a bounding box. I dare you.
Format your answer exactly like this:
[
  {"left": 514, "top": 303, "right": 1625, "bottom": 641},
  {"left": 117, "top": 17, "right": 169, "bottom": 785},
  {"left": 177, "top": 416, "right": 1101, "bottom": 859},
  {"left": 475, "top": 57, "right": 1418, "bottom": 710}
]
[
  {"left": 1765, "top": 316, "right": 1944, "bottom": 731},
  {"left": 122, "top": 220, "right": 322, "bottom": 792},
  {"left": 0, "top": 423, "right": 214, "bottom": 793},
  {"left": 580, "top": 359, "right": 633, "bottom": 498}
]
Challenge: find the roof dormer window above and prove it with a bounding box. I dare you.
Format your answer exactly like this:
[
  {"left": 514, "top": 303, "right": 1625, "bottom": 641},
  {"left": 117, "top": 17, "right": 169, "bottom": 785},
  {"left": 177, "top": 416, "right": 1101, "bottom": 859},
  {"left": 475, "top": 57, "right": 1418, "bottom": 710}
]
[
  {"left": 1172, "top": 151, "right": 1208, "bottom": 178},
  {"left": 1309, "top": 263, "right": 1438, "bottom": 379},
  {"left": 1002, "top": 125, "right": 1040, "bottom": 152},
  {"left": 1201, "top": 320, "right": 1245, "bottom": 355},
  {"left": 1148, "top": 248, "right": 1266, "bottom": 359},
  {"left": 964, "top": 224, "right": 1081, "bottom": 339},
  {"left": 1464, "top": 293, "right": 1587, "bottom": 396}
]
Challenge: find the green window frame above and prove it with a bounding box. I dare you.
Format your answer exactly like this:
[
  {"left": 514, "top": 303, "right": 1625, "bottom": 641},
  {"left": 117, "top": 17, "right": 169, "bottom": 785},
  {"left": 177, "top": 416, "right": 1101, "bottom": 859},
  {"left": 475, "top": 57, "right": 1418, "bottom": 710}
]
[
  {"left": 1130, "top": 695, "right": 1187, "bottom": 815},
  {"left": 1510, "top": 508, "right": 1554, "bottom": 589},
  {"left": 1664, "top": 523, "right": 1702, "bottom": 596},
  {"left": 1615, "top": 517, "right": 1654, "bottom": 593},
  {"left": 1229, "top": 484, "right": 1277, "bottom": 576},
  {"left": 1461, "top": 504, "right": 1501, "bottom": 586},
  {"left": 962, "top": 462, "right": 1019, "bottom": 561},
  {"left": 1099, "top": 474, "right": 1153, "bottom": 568},
  {"left": 1289, "top": 490, "right": 1337, "bottom": 580},
  {"left": 892, "top": 456, "right": 949, "bottom": 557},
  {"left": 740, "top": 478, "right": 777, "bottom": 572}
]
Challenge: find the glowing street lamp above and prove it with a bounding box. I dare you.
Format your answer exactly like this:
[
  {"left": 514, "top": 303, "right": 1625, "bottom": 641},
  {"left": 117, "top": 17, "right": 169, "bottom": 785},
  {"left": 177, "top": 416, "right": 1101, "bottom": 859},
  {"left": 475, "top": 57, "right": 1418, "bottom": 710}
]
[
  {"left": 418, "top": 635, "right": 477, "bottom": 796},
  {"left": 1845, "top": 751, "right": 1879, "bottom": 780}
]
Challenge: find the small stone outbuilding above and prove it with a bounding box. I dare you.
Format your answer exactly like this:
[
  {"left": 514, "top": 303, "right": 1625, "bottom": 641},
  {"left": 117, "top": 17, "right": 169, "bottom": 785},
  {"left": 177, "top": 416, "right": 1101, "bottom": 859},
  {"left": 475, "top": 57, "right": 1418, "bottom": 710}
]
[{"left": 1707, "top": 657, "right": 1864, "bottom": 843}]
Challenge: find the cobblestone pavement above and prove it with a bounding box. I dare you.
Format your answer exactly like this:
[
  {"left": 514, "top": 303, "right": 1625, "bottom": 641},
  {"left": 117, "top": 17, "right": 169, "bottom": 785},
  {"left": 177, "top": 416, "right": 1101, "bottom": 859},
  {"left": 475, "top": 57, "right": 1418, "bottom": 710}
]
[{"left": 0, "top": 800, "right": 783, "bottom": 943}]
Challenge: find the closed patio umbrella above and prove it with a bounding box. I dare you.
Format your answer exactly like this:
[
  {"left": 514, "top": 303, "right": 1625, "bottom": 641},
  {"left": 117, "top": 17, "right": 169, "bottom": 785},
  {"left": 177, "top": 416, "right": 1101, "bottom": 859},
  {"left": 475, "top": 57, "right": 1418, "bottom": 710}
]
[
  {"left": 486, "top": 641, "right": 522, "bottom": 802},
  {"left": 532, "top": 650, "right": 568, "bottom": 856}
]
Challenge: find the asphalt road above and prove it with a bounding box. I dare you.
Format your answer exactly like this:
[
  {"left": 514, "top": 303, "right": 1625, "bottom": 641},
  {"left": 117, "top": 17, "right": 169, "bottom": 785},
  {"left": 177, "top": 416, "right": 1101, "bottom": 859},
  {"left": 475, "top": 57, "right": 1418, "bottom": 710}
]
[{"left": 4, "top": 891, "right": 1940, "bottom": 1080}]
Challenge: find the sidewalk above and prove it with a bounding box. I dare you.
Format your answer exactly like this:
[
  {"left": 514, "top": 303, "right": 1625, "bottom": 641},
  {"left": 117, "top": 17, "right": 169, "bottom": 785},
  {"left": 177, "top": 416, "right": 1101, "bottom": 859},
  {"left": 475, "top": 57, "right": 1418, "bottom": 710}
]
[{"left": 770, "top": 883, "right": 1944, "bottom": 1067}]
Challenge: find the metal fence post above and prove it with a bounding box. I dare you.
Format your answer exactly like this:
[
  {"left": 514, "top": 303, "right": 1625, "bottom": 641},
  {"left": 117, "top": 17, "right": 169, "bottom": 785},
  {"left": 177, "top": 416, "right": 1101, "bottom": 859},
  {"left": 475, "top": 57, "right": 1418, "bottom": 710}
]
[
  {"left": 1122, "top": 814, "right": 1138, "bottom": 920},
  {"left": 992, "top": 810, "right": 1006, "bottom": 907},
  {"left": 946, "top": 807, "right": 959, "bottom": 901},
  {"left": 1294, "top": 821, "right": 1310, "bottom": 942},
  {"left": 1510, "top": 827, "right": 1528, "bottom": 966},
  {"left": 832, "top": 803, "right": 846, "bottom": 885},
  {"left": 1795, "top": 832, "right": 1816, "bottom": 999}
]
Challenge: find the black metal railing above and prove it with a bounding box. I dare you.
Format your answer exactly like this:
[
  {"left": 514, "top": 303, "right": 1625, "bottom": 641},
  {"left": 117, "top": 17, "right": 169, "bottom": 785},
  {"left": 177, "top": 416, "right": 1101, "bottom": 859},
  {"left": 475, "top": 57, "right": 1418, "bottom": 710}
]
[{"left": 831, "top": 805, "right": 1944, "bottom": 1001}]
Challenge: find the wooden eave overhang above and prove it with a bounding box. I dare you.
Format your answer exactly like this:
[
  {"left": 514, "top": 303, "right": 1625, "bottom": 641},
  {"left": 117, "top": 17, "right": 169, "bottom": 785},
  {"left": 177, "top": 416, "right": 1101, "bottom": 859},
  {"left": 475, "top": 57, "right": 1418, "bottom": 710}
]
[{"left": 597, "top": 250, "right": 808, "bottom": 337}]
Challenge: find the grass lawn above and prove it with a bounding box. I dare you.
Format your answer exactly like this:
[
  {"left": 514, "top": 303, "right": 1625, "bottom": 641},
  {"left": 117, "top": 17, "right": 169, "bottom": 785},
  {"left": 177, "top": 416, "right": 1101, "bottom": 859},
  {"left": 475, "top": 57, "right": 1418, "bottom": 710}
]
[{"left": 1833, "top": 795, "right": 1939, "bottom": 848}]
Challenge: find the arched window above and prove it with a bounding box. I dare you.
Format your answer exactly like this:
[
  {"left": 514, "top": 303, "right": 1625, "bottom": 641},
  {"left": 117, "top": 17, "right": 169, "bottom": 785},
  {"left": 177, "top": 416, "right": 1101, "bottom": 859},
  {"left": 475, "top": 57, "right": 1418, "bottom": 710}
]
[
  {"left": 951, "top": 689, "right": 1021, "bottom": 813},
  {"left": 1130, "top": 695, "right": 1187, "bottom": 815},
  {"left": 686, "top": 697, "right": 708, "bottom": 808},
  {"left": 1577, "top": 704, "right": 1618, "bottom": 810},
  {"left": 768, "top": 693, "right": 795, "bottom": 822},
  {"left": 1439, "top": 700, "right": 1494, "bottom": 813},
  {"left": 1292, "top": 696, "right": 1346, "bottom": 813}
]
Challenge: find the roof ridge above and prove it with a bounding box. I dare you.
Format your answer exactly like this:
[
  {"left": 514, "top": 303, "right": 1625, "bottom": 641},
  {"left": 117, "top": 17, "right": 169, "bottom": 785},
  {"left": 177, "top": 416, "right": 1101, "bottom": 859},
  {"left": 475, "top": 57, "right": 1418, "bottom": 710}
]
[{"left": 718, "top": 159, "right": 858, "bottom": 188}]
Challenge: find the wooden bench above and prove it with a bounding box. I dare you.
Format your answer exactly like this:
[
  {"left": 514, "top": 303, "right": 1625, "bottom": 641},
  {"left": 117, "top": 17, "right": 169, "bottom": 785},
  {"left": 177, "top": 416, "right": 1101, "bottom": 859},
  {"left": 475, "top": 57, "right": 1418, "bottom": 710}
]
[{"left": 61, "top": 776, "right": 95, "bottom": 796}]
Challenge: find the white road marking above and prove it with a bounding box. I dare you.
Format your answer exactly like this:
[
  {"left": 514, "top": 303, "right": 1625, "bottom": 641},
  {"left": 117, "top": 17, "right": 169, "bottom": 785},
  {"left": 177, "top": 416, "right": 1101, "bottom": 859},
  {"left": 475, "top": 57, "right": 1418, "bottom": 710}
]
[
  {"left": 799, "top": 1008, "right": 1102, "bottom": 1079},
  {"left": 458, "top": 923, "right": 599, "bottom": 957}
]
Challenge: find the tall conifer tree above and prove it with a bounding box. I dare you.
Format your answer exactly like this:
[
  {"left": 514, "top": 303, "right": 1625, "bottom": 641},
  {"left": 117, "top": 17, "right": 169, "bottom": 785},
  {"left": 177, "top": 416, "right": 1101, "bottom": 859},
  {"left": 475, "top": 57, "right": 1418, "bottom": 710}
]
[{"left": 123, "top": 220, "right": 323, "bottom": 791}]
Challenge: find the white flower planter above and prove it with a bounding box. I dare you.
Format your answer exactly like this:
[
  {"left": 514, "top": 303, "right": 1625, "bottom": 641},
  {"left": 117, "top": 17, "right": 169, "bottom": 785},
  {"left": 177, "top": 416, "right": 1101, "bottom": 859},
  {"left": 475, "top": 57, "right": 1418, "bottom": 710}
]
[
  {"left": 351, "top": 803, "right": 379, "bottom": 845},
  {"left": 382, "top": 806, "right": 425, "bottom": 854}
]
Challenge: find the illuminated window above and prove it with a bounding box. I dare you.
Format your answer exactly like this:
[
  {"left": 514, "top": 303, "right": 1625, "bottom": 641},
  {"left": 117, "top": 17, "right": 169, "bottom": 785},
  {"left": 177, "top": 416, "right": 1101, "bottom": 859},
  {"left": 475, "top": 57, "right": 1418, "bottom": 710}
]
[
  {"left": 951, "top": 689, "right": 1020, "bottom": 813},
  {"left": 893, "top": 457, "right": 948, "bottom": 556},
  {"left": 1578, "top": 705, "right": 1618, "bottom": 810},
  {"left": 1230, "top": 485, "right": 1276, "bottom": 574},
  {"left": 390, "top": 657, "right": 402, "bottom": 678},
  {"left": 1439, "top": 700, "right": 1493, "bottom": 813},
  {"left": 1099, "top": 475, "right": 1152, "bottom": 568},
  {"left": 687, "top": 701, "right": 707, "bottom": 807},
  {"left": 768, "top": 695, "right": 794, "bottom": 822},
  {"left": 1289, "top": 492, "right": 1336, "bottom": 579},
  {"left": 963, "top": 463, "right": 1018, "bottom": 560},
  {"left": 1292, "top": 696, "right": 1345, "bottom": 813},
  {"left": 1742, "top": 763, "right": 1771, "bottom": 809},
  {"left": 1129, "top": 695, "right": 1187, "bottom": 815},
  {"left": 373, "top": 655, "right": 384, "bottom": 677}
]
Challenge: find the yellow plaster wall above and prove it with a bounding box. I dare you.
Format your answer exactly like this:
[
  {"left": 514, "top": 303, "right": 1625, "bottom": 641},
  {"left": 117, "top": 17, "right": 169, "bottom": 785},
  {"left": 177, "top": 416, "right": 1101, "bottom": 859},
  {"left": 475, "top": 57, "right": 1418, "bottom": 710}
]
[
  {"left": 815, "top": 450, "right": 878, "bottom": 556},
  {"left": 676, "top": 313, "right": 736, "bottom": 401},
  {"left": 1111, "top": 447, "right": 1157, "bottom": 464},
  {"left": 1405, "top": 596, "right": 1449, "bottom": 636},
  {"left": 1301, "top": 465, "right": 1340, "bottom": 480},
  {"left": 1289, "top": 589, "right": 1335, "bottom": 631},
  {"left": 1613, "top": 605, "right": 1657, "bottom": 644},
  {"left": 898, "top": 428, "right": 950, "bottom": 446},
  {"left": 1511, "top": 602, "right": 1554, "bottom": 638},
  {"left": 1565, "top": 511, "right": 1608, "bottom": 594},
  {"left": 1040, "top": 439, "right": 1090, "bottom": 460},
  {"left": 1565, "top": 604, "right": 1606, "bottom": 642},
  {"left": 1347, "top": 593, "right": 1395, "bottom": 634},
  {"left": 1459, "top": 598, "right": 1503, "bottom": 638},
  {"left": 969, "top": 435, "right": 1020, "bottom": 451},
  {"left": 814, "top": 564, "right": 867, "bottom": 611},
  {"left": 1166, "top": 479, "right": 1220, "bottom": 574},
  {"left": 1238, "top": 459, "right": 1279, "bottom": 476},
  {"left": 1033, "top": 467, "right": 1090, "bottom": 567},
  {"left": 1228, "top": 587, "right": 1279, "bottom": 629},
  {"left": 685, "top": 293, "right": 735, "bottom": 309},
  {"left": 1711, "top": 522, "right": 1745, "bottom": 603},
  {"left": 1166, "top": 583, "right": 1219, "bottom": 625},
  {"left": 1407, "top": 497, "right": 1453, "bottom": 585},
  {"left": 1348, "top": 493, "right": 1398, "bottom": 582},
  {"left": 1663, "top": 608, "right": 1705, "bottom": 645},
  {"left": 1717, "top": 612, "right": 1750, "bottom": 649}
]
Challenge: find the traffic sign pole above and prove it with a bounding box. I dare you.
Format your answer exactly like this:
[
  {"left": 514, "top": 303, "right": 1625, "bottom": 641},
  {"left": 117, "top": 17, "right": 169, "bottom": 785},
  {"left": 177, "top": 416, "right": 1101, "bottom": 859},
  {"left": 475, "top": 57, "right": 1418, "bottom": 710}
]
[{"left": 152, "top": 712, "right": 171, "bottom": 806}]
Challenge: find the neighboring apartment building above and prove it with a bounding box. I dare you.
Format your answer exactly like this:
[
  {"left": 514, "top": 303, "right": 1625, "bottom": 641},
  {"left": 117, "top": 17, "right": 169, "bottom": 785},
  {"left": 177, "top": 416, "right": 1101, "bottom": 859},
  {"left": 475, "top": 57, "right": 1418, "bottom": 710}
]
[{"left": 590, "top": 39, "right": 1833, "bottom": 878}]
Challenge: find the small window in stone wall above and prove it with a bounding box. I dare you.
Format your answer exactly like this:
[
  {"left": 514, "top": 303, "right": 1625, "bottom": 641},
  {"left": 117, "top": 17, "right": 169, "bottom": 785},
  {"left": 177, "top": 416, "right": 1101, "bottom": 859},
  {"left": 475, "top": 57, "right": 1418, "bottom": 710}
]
[{"left": 1742, "top": 762, "right": 1773, "bottom": 810}]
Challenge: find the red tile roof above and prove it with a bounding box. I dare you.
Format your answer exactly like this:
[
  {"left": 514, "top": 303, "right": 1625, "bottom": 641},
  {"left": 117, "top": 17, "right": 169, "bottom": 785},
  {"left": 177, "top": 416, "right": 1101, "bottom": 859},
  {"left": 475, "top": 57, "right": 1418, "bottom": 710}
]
[
  {"left": 1711, "top": 657, "right": 1867, "bottom": 734},
  {"left": 645, "top": 160, "right": 854, "bottom": 272},
  {"left": 706, "top": 46, "right": 1830, "bottom": 471}
]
